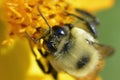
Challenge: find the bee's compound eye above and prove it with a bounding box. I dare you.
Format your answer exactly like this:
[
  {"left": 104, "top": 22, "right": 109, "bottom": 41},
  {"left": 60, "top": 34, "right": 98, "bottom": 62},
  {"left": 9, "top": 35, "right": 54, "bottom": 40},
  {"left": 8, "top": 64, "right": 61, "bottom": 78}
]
[
  {"left": 76, "top": 56, "right": 90, "bottom": 69},
  {"left": 53, "top": 26, "right": 66, "bottom": 36}
]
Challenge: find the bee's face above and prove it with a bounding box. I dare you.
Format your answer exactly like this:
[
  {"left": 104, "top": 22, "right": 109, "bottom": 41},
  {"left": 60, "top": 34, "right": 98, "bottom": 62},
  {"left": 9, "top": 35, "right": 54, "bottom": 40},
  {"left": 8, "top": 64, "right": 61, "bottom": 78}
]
[
  {"left": 42, "top": 24, "right": 101, "bottom": 77},
  {"left": 43, "top": 24, "right": 72, "bottom": 53}
]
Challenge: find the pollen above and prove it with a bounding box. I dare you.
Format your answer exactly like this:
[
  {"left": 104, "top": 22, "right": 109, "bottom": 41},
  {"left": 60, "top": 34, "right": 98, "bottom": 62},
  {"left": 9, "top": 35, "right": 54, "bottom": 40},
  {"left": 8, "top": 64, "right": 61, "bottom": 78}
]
[{"left": 4, "top": 0, "right": 75, "bottom": 38}]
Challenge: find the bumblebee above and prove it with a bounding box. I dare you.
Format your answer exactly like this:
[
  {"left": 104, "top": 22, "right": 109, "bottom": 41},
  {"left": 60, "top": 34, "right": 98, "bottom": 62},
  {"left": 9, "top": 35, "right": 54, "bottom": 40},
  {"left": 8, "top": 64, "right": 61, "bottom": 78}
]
[{"left": 26, "top": 5, "right": 114, "bottom": 79}]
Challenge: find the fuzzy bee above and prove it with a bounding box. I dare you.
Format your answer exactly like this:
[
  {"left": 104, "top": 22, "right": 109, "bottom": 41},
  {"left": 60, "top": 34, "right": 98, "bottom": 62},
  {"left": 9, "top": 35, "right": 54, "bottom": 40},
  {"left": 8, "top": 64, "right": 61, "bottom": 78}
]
[{"left": 26, "top": 5, "right": 114, "bottom": 79}]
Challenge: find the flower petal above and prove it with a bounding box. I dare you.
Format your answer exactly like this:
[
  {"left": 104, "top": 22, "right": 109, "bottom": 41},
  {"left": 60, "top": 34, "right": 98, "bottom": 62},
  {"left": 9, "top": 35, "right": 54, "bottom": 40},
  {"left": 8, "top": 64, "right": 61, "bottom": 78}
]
[{"left": 66, "top": 0, "right": 115, "bottom": 12}]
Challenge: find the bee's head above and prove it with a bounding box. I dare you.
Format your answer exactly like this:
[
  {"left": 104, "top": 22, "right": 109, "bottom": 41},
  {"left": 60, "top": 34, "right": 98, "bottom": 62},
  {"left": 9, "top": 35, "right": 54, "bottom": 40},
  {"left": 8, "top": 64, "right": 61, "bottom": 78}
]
[
  {"left": 43, "top": 24, "right": 73, "bottom": 53},
  {"left": 36, "top": 4, "right": 74, "bottom": 54}
]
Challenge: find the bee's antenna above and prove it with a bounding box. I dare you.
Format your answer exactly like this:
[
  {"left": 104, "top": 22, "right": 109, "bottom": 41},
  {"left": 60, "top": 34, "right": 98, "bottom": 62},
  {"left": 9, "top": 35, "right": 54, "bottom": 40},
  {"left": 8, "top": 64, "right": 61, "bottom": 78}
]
[{"left": 37, "top": 4, "right": 52, "bottom": 36}]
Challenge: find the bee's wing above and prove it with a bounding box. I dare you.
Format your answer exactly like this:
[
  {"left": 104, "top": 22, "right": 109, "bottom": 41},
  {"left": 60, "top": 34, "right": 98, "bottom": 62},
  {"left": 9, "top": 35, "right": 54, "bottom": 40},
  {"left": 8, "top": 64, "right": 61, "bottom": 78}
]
[{"left": 93, "top": 43, "right": 114, "bottom": 58}]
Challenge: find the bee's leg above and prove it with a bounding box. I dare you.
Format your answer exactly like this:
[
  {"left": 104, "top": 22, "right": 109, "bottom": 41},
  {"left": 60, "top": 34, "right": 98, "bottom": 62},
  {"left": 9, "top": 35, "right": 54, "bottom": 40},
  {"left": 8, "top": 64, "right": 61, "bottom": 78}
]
[
  {"left": 38, "top": 48, "right": 48, "bottom": 57},
  {"left": 38, "top": 48, "right": 58, "bottom": 80},
  {"left": 51, "top": 69, "right": 58, "bottom": 80},
  {"left": 28, "top": 43, "right": 51, "bottom": 73},
  {"left": 36, "top": 49, "right": 51, "bottom": 73},
  {"left": 31, "top": 43, "right": 58, "bottom": 79},
  {"left": 75, "top": 9, "right": 100, "bottom": 38},
  {"left": 66, "top": 12, "right": 98, "bottom": 38},
  {"left": 25, "top": 32, "right": 51, "bottom": 73},
  {"left": 31, "top": 45, "right": 58, "bottom": 79},
  {"left": 36, "top": 59, "right": 51, "bottom": 73},
  {"left": 25, "top": 32, "right": 58, "bottom": 79},
  {"left": 75, "top": 9, "right": 99, "bottom": 26}
]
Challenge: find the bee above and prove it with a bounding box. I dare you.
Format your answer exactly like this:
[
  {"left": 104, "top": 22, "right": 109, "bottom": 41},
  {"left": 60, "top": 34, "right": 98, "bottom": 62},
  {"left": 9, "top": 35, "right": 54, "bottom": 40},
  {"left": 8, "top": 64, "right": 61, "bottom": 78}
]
[{"left": 25, "top": 5, "right": 114, "bottom": 79}]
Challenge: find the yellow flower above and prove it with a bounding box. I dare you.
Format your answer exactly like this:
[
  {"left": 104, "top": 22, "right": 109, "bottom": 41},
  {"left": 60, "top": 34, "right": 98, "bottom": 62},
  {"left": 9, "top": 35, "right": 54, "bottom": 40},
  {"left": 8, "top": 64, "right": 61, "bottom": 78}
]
[{"left": 0, "top": 0, "right": 114, "bottom": 80}]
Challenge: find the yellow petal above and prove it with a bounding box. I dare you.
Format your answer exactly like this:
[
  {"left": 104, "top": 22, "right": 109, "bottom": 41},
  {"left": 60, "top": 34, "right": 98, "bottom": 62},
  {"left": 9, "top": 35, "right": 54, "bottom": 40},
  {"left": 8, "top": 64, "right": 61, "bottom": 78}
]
[{"left": 66, "top": 0, "right": 115, "bottom": 12}]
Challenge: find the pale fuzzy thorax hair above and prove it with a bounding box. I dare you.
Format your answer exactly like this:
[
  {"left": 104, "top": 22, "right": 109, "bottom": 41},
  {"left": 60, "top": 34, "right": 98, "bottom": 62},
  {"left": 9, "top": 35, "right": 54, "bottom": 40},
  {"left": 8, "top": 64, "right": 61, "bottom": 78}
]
[
  {"left": 48, "top": 27, "right": 100, "bottom": 77},
  {"left": 68, "top": 27, "right": 100, "bottom": 77}
]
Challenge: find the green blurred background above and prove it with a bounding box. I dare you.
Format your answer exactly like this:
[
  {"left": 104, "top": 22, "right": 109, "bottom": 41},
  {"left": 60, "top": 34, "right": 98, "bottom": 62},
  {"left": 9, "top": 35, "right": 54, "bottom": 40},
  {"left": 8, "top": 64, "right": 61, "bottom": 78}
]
[
  {"left": 97, "top": 0, "right": 120, "bottom": 80},
  {"left": 0, "top": 0, "right": 120, "bottom": 80}
]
